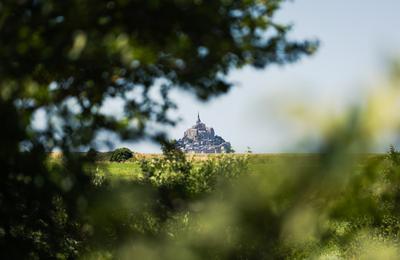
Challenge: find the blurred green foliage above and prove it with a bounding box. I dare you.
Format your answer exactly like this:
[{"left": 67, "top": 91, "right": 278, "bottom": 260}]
[
  {"left": 7, "top": 0, "right": 400, "bottom": 259},
  {"left": 77, "top": 63, "right": 400, "bottom": 259},
  {"left": 139, "top": 143, "right": 249, "bottom": 198},
  {"left": 0, "top": 0, "right": 316, "bottom": 258},
  {"left": 82, "top": 148, "right": 400, "bottom": 259}
]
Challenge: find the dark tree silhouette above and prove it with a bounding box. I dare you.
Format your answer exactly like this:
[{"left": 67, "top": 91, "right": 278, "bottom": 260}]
[{"left": 0, "top": 0, "right": 317, "bottom": 257}]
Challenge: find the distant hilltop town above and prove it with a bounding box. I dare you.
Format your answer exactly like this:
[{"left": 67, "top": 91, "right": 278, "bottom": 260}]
[{"left": 176, "top": 114, "right": 233, "bottom": 153}]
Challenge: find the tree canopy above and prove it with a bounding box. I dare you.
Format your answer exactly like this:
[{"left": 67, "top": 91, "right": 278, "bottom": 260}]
[
  {"left": 0, "top": 0, "right": 317, "bottom": 147},
  {"left": 0, "top": 0, "right": 317, "bottom": 257}
]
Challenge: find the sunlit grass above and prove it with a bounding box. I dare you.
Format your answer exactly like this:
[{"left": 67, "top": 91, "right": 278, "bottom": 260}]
[
  {"left": 91, "top": 154, "right": 385, "bottom": 180},
  {"left": 93, "top": 161, "right": 143, "bottom": 181}
]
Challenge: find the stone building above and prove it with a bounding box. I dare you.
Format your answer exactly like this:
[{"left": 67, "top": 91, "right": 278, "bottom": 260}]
[{"left": 176, "top": 114, "right": 232, "bottom": 153}]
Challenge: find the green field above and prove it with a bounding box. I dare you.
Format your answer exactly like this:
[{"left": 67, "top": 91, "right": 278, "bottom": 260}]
[
  {"left": 94, "top": 161, "right": 143, "bottom": 180},
  {"left": 95, "top": 153, "right": 384, "bottom": 180},
  {"left": 93, "top": 154, "right": 303, "bottom": 180}
]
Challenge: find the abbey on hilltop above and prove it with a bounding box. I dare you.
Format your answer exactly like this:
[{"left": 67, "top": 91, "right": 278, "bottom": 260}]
[{"left": 176, "top": 114, "right": 233, "bottom": 153}]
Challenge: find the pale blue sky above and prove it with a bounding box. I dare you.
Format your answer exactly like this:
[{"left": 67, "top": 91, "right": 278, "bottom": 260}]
[
  {"left": 123, "top": 0, "right": 400, "bottom": 153},
  {"left": 58, "top": 0, "right": 399, "bottom": 153}
]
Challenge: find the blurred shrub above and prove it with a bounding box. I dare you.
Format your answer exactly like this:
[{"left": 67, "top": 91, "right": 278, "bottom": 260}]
[
  {"left": 139, "top": 142, "right": 249, "bottom": 197},
  {"left": 388, "top": 145, "right": 400, "bottom": 166},
  {"left": 110, "top": 148, "right": 134, "bottom": 162},
  {"left": 140, "top": 142, "right": 191, "bottom": 187},
  {"left": 85, "top": 148, "right": 400, "bottom": 259}
]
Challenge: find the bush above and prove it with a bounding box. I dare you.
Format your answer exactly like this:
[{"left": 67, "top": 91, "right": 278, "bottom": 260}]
[
  {"left": 140, "top": 141, "right": 192, "bottom": 188},
  {"left": 388, "top": 145, "right": 400, "bottom": 165},
  {"left": 139, "top": 141, "right": 249, "bottom": 199},
  {"left": 110, "top": 148, "right": 134, "bottom": 162}
]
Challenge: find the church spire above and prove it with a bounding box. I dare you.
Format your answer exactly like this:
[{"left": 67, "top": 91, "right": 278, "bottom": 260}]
[{"left": 197, "top": 112, "right": 201, "bottom": 123}]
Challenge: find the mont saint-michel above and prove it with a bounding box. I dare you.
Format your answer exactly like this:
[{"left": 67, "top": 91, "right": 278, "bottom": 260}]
[{"left": 176, "top": 114, "right": 232, "bottom": 153}]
